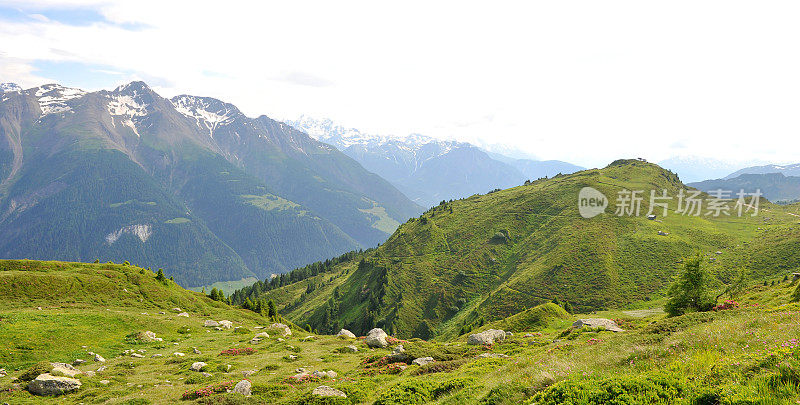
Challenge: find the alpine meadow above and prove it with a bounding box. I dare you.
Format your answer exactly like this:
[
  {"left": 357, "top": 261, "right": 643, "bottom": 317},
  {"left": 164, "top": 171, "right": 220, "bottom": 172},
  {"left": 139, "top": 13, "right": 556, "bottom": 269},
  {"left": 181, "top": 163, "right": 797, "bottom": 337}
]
[{"left": 2, "top": 2, "right": 800, "bottom": 404}]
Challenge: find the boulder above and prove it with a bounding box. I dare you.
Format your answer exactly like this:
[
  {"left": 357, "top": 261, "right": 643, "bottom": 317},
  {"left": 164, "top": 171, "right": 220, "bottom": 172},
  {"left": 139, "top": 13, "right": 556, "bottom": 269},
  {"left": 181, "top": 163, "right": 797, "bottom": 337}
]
[
  {"left": 27, "top": 374, "right": 81, "bottom": 396},
  {"left": 204, "top": 320, "right": 220, "bottom": 328},
  {"left": 131, "top": 353, "right": 144, "bottom": 358},
  {"left": 467, "top": 329, "right": 506, "bottom": 345},
  {"left": 388, "top": 345, "right": 410, "bottom": 362},
  {"left": 301, "top": 335, "right": 316, "bottom": 342},
  {"left": 268, "top": 323, "right": 292, "bottom": 336},
  {"left": 219, "top": 320, "right": 233, "bottom": 329},
  {"left": 572, "top": 318, "right": 624, "bottom": 332},
  {"left": 99, "top": 380, "right": 110, "bottom": 385},
  {"left": 254, "top": 332, "right": 270, "bottom": 339},
  {"left": 193, "top": 347, "right": 201, "bottom": 354},
  {"left": 72, "top": 359, "right": 85, "bottom": 366},
  {"left": 312, "top": 385, "right": 347, "bottom": 398},
  {"left": 364, "top": 328, "right": 388, "bottom": 348},
  {"left": 177, "top": 312, "right": 189, "bottom": 317},
  {"left": 312, "top": 370, "right": 338, "bottom": 379},
  {"left": 202, "top": 372, "right": 213, "bottom": 378},
  {"left": 172, "top": 307, "right": 182, "bottom": 312},
  {"left": 50, "top": 363, "right": 81, "bottom": 378},
  {"left": 233, "top": 380, "right": 251, "bottom": 396},
  {"left": 344, "top": 345, "right": 359, "bottom": 353},
  {"left": 93, "top": 354, "right": 106, "bottom": 363},
  {"left": 242, "top": 369, "right": 257, "bottom": 378},
  {"left": 173, "top": 352, "right": 185, "bottom": 357},
  {"left": 336, "top": 329, "right": 356, "bottom": 339},
  {"left": 412, "top": 357, "right": 435, "bottom": 366},
  {"left": 190, "top": 362, "right": 207, "bottom": 372}
]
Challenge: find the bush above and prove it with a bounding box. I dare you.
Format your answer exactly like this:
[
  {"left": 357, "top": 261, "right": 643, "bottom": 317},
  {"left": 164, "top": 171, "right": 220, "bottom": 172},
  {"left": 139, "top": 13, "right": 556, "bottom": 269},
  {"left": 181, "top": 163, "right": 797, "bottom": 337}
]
[
  {"left": 18, "top": 361, "right": 52, "bottom": 381},
  {"left": 792, "top": 283, "right": 800, "bottom": 302},
  {"left": 409, "top": 359, "right": 468, "bottom": 375},
  {"left": 181, "top": 381, "right": 234, "bottom": 400},
  {"left": 528, "top": 374, "right": 688, "bottom": 404},
  {"left": 374, "top": 378, "right": 474, "bottom": 405},
  {"left": 219, "top": 348, "right": 255, "bottom": 356},
  {"left": 665, "top": 254, "right": 715, "bottom": 317}
]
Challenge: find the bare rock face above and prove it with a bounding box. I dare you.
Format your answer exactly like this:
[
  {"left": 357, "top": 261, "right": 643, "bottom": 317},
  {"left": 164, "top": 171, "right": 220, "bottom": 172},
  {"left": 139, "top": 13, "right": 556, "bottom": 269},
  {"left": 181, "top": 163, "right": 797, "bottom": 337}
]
[
  {"left": 572, "top": 318, "right": 624, "bottom": 332},
  {"left": 467, "top": 329, "right": 506, "bottom": 345},
  {"left": 312, "top": 385, "right": 347, "bottom": 398},
  {"left": 364, "top": 328, "right": 388, "bottom": 348},
  {"left": 27, "top": 374, "right": 81, "bottom": 396}
]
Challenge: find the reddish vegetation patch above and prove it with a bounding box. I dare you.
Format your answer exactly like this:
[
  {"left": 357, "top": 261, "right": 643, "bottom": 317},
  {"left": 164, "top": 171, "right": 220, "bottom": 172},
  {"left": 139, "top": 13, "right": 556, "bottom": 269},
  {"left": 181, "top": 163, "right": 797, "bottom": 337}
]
[
  {"left": 713, "top": 300, "right": 739, "bottom": 311},
  {"left": 219, "top": 347, "right": 256, "bottom": 356},
  {"left": 282, "top": 374, "right": 321, "bottom": 385},
  {"left": 181, "top": 381, "right": 234, "bottom": 400}
]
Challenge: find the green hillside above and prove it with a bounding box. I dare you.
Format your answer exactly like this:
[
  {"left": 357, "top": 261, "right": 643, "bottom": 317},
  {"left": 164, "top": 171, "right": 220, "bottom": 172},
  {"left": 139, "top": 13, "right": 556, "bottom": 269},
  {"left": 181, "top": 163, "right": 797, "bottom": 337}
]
[
  {"left": 2, "top": 259, "right": 800, "bottom": 404},
  {"left": 239, "top": 160, "right": 800, "bottom": 339}
]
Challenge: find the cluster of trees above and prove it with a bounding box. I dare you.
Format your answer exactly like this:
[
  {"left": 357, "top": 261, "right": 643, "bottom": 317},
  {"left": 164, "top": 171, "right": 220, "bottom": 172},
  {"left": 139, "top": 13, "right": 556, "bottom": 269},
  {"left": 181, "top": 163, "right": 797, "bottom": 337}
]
[
  {"left": 229, "top": 250, "right": 364, "bottom": 306},
  {"left": 665, "top": 253, "right": 748, "bottom": 317}
]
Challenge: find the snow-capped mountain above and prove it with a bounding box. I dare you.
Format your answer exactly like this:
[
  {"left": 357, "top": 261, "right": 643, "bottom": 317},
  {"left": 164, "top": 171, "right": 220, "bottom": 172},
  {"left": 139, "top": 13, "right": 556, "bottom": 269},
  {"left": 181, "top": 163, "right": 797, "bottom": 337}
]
[
  {"left": 288, "top": 116, "right": 584, "bottom": 207},
  {"left": 725, "top": 163, "right": 800, "bottom": 179},
  {"left": 0, "top": 83, "right": 22, "bottom": 93},
  {"left": 658, "top": 156, "right": 756, "bottom": 183}
]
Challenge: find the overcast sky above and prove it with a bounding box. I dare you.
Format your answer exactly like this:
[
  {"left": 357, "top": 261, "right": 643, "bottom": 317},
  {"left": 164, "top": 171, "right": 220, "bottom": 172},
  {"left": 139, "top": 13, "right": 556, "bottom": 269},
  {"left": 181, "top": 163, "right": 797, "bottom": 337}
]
[{"left": 1, "top": 1, "right": 799, "bottom": 168}]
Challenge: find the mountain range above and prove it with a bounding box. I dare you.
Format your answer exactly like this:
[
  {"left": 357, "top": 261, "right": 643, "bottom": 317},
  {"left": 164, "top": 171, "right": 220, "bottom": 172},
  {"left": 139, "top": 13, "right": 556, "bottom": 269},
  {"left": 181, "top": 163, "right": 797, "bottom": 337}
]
[
  {"left": 287, "top": 116, "right": 584, "bottom": 207},
  {"left": 0, "top": 81, "right": 421, "bottom": 287},
  {"left": 689, "top": 173, "right": 800, "bottom": 203}
]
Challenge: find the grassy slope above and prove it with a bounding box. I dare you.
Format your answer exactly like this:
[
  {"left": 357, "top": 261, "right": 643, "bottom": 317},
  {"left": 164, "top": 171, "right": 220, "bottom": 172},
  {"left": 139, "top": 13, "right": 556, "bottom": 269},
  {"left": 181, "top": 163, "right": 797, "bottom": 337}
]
[
  {"left": 2, "top": 260, "right": 800, "bottom": 404},
  {"left": 255, "top": 160, "right": 800, "bottom": 339}
]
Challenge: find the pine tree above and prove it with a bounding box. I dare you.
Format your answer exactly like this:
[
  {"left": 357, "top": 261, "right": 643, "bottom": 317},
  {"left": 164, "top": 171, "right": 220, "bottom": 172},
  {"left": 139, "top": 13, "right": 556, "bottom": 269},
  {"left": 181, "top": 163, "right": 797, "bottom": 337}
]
[
  {"left": 155, "top": 269, "right": 166, "bottom": 282},
  {"left": 267, "top": 300, "right": 277, "bottom": 319},
  {"left": 665, "top": 253, "right": 715, "bottom": 317}
]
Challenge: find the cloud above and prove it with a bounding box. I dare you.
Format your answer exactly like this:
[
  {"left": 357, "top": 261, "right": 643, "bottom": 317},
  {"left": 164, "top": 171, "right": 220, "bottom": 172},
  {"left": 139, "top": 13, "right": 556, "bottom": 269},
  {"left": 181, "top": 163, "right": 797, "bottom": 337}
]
[{"left": 0, "top": 1, "right": 799, "bottom": 168}]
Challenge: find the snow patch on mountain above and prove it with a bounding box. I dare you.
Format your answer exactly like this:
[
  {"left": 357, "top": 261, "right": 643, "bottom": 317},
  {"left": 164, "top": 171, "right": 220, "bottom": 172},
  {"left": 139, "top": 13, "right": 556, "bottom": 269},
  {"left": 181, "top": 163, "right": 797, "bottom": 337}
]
[
  {"left": 170, "top": 95, "right": 236, "bottom": 138},
  {"left": 105, "top": 224, "right": 152, "bottom": 244},
  {"left": 34, "top": 84, "right": 87, "bottom": 117},
  {"left": 106, "top": 89, "right": 151, "bottom": 137},
  {"left": 0, "top": 83, "right": 22, "bottom": 93}
]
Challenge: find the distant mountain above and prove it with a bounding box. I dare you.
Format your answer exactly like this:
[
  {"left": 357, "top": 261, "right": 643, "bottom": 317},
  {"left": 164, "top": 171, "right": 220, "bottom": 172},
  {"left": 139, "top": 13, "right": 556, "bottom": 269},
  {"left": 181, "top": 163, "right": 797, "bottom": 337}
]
[
  {"left": 724, "top": 163, "right": 800, "bottom": 179},
  {"left": 288, "top": 116, "right": 583, "bottom": 207},
  {"left": 0, "top": 81, "right": 420, "bottom": 287},
  {"left": 658, "top": 156, "right": 749, "bottom": 183},
  {"left": 689, "top": 173, "right": 800, "bottom": 203}
]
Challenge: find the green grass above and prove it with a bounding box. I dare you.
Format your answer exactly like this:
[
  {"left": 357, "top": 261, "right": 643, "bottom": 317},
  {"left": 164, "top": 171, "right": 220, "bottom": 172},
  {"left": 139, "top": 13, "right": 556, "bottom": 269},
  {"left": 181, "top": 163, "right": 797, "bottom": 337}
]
[{"left": 2, "top": 259, "right": 800, "bottom": 403}]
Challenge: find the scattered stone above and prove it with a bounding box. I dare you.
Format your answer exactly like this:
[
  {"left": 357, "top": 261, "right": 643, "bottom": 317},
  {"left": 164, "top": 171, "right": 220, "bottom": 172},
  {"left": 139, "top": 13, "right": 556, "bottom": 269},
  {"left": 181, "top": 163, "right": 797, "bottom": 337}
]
[
  {"left": 233, "top": 380, "right": 251, "bottom": 396},
  {"left": 99, "top": 380, "right": 110, "bottom": 385},
  {"left": 295, "top": 368, "right": 308, "bottom": 374},
  {"left": 268, "top": 323, "right": 292, "bottom": 336},
  {"left": 658, "top": 231, "right": 669, "bottom": 236},
  {"left": 192, "top": 347, "right": 201, "bottom": 354},
  {"left": 151, "top": 354, "right": 163, "bottom": 358},
  {"left": 344, "top": 345, "right": 359, "bottom": 353},
  {"left": 27, "top": 374, "right": 81, "bottom": 396},
  {"left": 177, "top": 312, "right": 189, "bottom": 317},
  {"left": 412, "top": 357, "right": 435, "bottom": 366},
  {"left": 190, "top": 362, "right": 207, "bottom": 372},
  {"left": 172, "top": 307, "right": 182, "bottom": 312},
  {"left": 312, "top": 385, "right": 347, "bottom": 398},
  {"left": 301, "top": 335, "right": 316, "bottom": 342},
  {"left": 72, "top": 359, "right": 85, "bottom": 366},
  {"left": 158, "top": 311, "right": 166, "bottom": 315},
  {"left": 204, "top": 320, "right": 220, "bottom": 328},
  {"left": 572, "top": 318, "right": 624, "bottom": 332},
  {"left": 242, "top": 370, "right": 257, "bottom": 378},
  {"left": 173, "top": 352, "right": 185, "bottom": 357},
  {"left": 131, "top": 353, "right": 144, "bottom": 358},
  {"left": 336, "top": 329, "right": 356, "bottom": 339},
  {"left": 476, "top": 353, "right": 510, "bottom": 359},
  {"left": 97, "top": 366, "right": 107, "bottom": 372},
  {"left": 50, "top": 363, "right": 81, "bottom": 378},
  {"left": 0, "top": 368, "right": 6, "bottom": 377},
  {"left": 219, "top": 320, "right": 233, "bottom": 329},
  {"left": 505, "top": 332, "right": 514, "bottom": 338},
  {"left": 364, "top": 328, "right": 388, "bottom": 348},
  {"left": 201, "top": 372, "right": 213, "bottom": 378},
  {"left": 467, "top": 329, "right": 507, "bottom": 345},
  {"left": 286, "top": 354, "right": 298, "bottom": 360},
  {"left": 389, "top": 345, "right": 410, "bottom": 362},
  {"left": 36, "top": 306, "right": 42, "bottom": 310},
  {"left": 255, "top": 332, "right": 269, "bottom": 339},
  {"left": 277, "top": 338, "right": 286, "bottom": 342},
  {"left": 93, "top": 354, "right": 106, "bottom": 363},
  {"left": 312, "top": 370, "right": 338, "bottom": 379}
]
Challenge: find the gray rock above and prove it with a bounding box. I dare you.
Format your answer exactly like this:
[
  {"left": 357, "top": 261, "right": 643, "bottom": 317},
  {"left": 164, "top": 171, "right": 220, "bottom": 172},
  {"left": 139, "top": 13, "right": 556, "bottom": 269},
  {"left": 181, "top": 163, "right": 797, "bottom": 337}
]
[
  {"left": 131, "top": 353, "right": 144, "bottom": 358},
  {"left": 204, "top": 320, "right": 220, "bottom": 327},
  {"left": 389, "top": 345, "right": 410, "bottom": 362},
  {"left": 364, "top": 328, "right": 388, "bottom": 348},
  {"left": 268, "top": 323, "right": 292, "bottom": 336},
  {"left": 193, "top": 347, "right": 201, "bottom": 354},
  {"left": 572, "top": 318, "right": 624, "bottom": 332},
  {"left": 84, "top": 371, "right": 95, "bottom": 378},
  {"left": 27, "top": 374, "right": 81, "bottom": 396},
  {"left": 50, "top": 363, "right": 81, "bottom": 377},
  {"left": 201, "top": 372, "right": 213, "bottom": 378},
  {"left": 72, "top": 359, "right": 85, "bottom": 366},
  {"left": 336, "top": 329, "right": 356, "bottom": 339},
  {"left": 467, "top": 329, "right": 506, "bottom": 345},
  {"left": 312, "top": 370, "right": 338, "bottom": 379},
  {"left": 94, "top": 354, "right": 106, "bottom": 362},
  {"left": 99, "top": 380, "right": 110, "bottom": 385},
  {"left": 412, "top": 357, "right": 435, "bottom": 366},
  {"left": 344, "top": 345, "right": 359, "bottom": 353},
  {"left": 96, "top": 366, "right": 107, "bottom": 372},
  {"left": 173, "top": 352, "right": 185, "bottom": 357},
  {"left": 219, "top": 320, "right": 233, "bottom": 329},
  {"left": 177, "top": 312, "right": 189, "bottom": 317},
  {"left": 242, "top": 370, "right": 257, "bottom": 378},
  {"left": 233, "top": 380, "right": 251, "bottom": 396},
  {"left": 190, "top": 362, "right": 207, "bottom": 372},
  {"left": 312, "top": 385, "right": 347, "bottom": 398}
]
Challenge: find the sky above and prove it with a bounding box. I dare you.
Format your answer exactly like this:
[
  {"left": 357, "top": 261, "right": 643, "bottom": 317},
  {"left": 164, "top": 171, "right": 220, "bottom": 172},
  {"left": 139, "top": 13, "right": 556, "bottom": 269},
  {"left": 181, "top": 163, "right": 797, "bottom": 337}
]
[{"left": 1, "top": 1, "right": 799, "bottom": 168}]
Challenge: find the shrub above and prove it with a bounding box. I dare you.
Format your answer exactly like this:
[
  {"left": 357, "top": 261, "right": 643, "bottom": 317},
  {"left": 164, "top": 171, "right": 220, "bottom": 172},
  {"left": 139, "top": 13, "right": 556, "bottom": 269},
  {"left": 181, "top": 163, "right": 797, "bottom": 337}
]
[
  {"left": 181, "top": 381, "right": 234, "bottom": 400},
  {"left": 409, "top": 359, "right": 468, "bottom": 376},
  {"left": 374, "top": 378, "right": 474, "bottom": 405},
  {"left": 792, "top": 283, "right": 800, "bottom": 302},
  {"left": 18, "top": 361, "right": 52, "bottom": 381},
  {"left": 665, "top": 254, "right": 715, "bottom": 317},
  {"left": 529, "top": 374, "right": 688, "bottom": 404},
  {"left": 219, "top": 348, "right": 255, "bottom": 356}
]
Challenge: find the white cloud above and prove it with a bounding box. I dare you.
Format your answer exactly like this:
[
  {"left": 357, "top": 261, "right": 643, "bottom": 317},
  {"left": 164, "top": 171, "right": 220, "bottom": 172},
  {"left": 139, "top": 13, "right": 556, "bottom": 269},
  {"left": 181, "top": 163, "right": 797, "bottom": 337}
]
[{"left": 1, "top": 0, "right": 800, "bottom": 167}]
